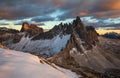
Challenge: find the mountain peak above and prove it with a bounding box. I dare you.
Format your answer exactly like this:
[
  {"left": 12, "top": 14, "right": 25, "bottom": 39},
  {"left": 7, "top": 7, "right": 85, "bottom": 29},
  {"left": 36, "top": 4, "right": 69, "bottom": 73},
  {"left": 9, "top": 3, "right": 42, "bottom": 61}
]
[
  {"left": 73, "top": 16, "right": 86, "bottom": 31},
  {"left": 20, "top": 22, "right": 29, "bottom": 32},
  {"left": 20, "top": 22, "right": 43, "bottom": 36},
  {"left": 76, "top": 16, "right": 81, "bottom": 21}
]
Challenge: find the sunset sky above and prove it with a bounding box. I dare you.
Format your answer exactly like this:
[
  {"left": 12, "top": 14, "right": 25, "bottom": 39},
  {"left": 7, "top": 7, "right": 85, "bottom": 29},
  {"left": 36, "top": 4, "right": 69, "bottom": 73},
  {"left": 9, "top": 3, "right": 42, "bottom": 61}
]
[{"left": 0, "top": 0, "right": 120, "bottom": 33}]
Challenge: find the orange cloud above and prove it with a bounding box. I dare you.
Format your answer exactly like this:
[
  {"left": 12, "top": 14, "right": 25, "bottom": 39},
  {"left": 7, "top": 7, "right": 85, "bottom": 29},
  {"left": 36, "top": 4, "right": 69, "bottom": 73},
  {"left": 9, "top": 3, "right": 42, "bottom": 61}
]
[
  {"left": 112, "top": 2, "right": 120, "bottom": 10},
  {"left": 0, "top": 12, "right": 11, "bottom": 18},
  {"left": 102, "top": 0, "right": 120, "bottom": 10},
  {"left": 53, "top": 0, "right": 67, "bottom": 8},
  {"left": 79, "top": 11, "right": 88, "bottom": 16},
  {"left": 93, "top": 10, "right": 120, "bottom": 18}
]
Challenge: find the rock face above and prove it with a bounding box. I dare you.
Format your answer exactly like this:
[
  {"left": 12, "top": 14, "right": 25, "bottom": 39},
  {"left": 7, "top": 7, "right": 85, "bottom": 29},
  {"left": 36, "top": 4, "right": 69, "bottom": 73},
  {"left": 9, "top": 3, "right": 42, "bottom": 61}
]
[
  {"left": 20, "top": 22, "right": 43, "bottom": 36},
  {"left": 32, "top": 22, "right": 73, "bottom": 40},
  {"left": 0, "top": 27, "right": 19, "bottom": 43},
  {"left": 20, "top": 22, "right": 29, "bottom": 32},
  {"left": 99, "top": 37, "right": 120, "bottom": 54},
  {"left": 48, "top": 17, "right": 120, "bottom": 77},
  {"left": 30, "top": 24, "right": 44, "bottom": 35},
  {"left": 31, "top": 16, "right": 98, "bottom": 42},
  {"left": 0, "top": 44, "right": 9, "bottom": 49},
  {"left": 72, "top": 17, "right": 99, "bottom": 50},
  {"left": 0, "top": 27, "right": 19, "bottom": 34}
]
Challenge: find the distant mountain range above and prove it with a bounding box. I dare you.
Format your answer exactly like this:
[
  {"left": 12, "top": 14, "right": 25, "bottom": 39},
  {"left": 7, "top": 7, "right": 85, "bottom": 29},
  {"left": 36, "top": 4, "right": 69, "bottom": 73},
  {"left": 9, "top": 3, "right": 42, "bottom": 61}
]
[
  {"left": 0, "top": 16, "right": 120, "bottom": 78},
  {"left": 102, "top": 32, "right": 120, "bottom": 39}
]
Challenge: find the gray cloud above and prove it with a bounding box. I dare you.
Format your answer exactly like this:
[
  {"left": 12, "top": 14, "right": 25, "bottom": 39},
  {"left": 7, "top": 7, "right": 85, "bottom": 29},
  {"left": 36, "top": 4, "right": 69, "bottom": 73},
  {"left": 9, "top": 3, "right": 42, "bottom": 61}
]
[
  {"left": 14, "top": 20, "right": 45, "bottom": 26},
  {"left": 31, "top": 16, "right": 54, "bottom": 22},
  {"left": 0, "top": 0, "right": 56, "bottom": 20},
  {"left": 0, "top": 0, "right": 120, "bottom": 21},
  {"left": 14, "top": 22, "right": 23, "bottom": 25}
]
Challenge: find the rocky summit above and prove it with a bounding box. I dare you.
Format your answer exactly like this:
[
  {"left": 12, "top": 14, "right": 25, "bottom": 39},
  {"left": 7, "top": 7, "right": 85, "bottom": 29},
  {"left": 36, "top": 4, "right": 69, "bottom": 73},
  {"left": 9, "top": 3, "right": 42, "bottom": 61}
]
[
  {"left": 1, "top": 16, "right": 120, "bottom": 78},
  {"left": 20, "top": 22, "right": 43, "bottom": 36}
]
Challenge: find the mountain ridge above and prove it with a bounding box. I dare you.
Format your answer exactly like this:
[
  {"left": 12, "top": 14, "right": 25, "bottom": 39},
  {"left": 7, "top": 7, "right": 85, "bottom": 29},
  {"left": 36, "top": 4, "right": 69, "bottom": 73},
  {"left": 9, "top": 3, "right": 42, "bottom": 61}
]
[{"left": 0, "top": 16, "right": 120, "bottom": 78}]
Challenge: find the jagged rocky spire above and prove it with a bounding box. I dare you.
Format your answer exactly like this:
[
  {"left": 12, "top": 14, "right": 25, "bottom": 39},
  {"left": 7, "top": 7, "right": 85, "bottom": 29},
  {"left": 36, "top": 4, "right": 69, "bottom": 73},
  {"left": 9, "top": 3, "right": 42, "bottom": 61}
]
[{"left": 73, "top": 16, "right": 86, "bottom": 31}]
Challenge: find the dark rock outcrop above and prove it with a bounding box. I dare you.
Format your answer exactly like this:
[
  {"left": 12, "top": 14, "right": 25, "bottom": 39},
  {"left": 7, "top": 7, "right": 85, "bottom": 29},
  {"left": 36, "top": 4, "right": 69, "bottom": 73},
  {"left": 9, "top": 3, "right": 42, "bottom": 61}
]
[
  {"left": 32, "top": 23, "right": 73, "bottom": 40},
  {"left": 0, "top": 27, "right": 19, "bottom": 43},
  {"left": 29, "top": 24, "right": 43, "bottom": 35},
  {"left": 0, "top": 27, "right": 19, "bottom": 34},
  {"left": 72, "top": 17, "right": 99, "bottom": 50}
]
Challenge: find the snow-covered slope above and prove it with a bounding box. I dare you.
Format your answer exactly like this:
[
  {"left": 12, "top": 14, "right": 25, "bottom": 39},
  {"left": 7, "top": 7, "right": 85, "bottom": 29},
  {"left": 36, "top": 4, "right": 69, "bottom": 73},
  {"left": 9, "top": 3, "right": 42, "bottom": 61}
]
[
  {"left": 0, "top": 48, "right": 79, "bottom": 78},
  {"left": 8, "top": 35, "right": 71, "bottom": 57}
]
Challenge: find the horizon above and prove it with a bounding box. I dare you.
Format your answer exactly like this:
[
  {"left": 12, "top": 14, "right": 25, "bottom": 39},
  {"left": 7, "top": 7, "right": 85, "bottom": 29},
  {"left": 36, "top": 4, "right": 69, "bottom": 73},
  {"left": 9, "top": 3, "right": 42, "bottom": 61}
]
[{"left": 1, "top": 23, "right": 120, "bottom": 35}]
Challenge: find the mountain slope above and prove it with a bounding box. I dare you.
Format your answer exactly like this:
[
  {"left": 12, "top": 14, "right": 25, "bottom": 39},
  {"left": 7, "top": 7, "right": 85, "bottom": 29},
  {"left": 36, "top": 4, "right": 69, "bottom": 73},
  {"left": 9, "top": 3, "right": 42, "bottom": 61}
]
[
  {"left": 47, "top": 17, "right": 120, "bottom": 77},
  {"left": 8, "top": 34, "right": 71, "bottom": 57},
  {"left": 0, "top": 48, "right": 80, "bottom": 78}
]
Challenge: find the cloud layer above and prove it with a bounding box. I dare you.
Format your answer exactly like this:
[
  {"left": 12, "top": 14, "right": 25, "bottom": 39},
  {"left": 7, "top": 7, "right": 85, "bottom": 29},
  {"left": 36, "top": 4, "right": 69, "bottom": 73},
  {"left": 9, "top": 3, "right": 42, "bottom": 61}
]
[
  {"left": 0, "top": 0, "right": 120, "bottom": 21},
  {"left": 0, "top": 0, "right": 120, "bottom": 30}
]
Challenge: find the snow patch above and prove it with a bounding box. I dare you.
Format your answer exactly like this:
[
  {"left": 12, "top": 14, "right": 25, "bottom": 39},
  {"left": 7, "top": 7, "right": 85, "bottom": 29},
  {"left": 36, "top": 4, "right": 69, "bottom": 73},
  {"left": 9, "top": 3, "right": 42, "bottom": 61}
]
[
  {"left": 9, "top": 35, "right": 71, "bottom": 57},
  {"left": 55, "top": 64, "right": 81, "bottom": 78},
  {"left": 0, "top": 48, "right": 79, "bottom": 78},
  {"left": 70, "top": 48, "right": 78, "bottom": 57}
]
